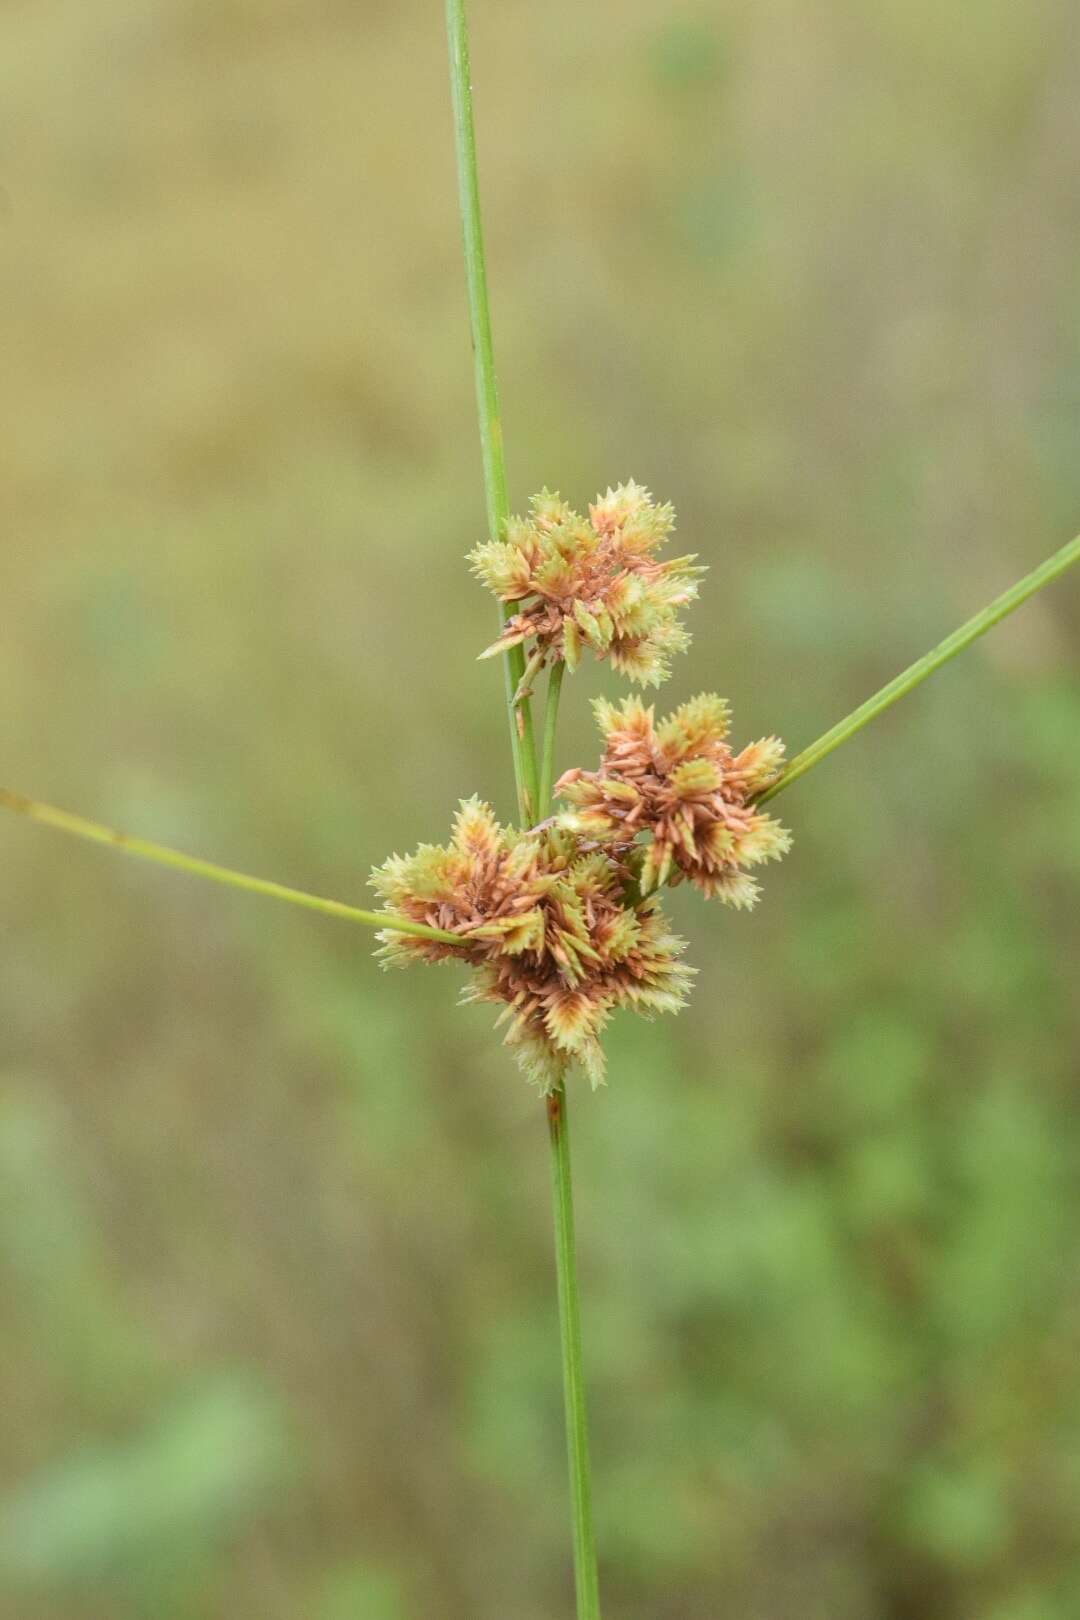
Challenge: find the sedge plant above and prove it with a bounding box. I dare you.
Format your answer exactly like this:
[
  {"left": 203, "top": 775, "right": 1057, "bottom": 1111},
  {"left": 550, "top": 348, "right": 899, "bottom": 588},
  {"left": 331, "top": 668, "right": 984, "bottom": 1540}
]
[{"left": 2, "top": 2, "right": 1079, "bottom": 1614}]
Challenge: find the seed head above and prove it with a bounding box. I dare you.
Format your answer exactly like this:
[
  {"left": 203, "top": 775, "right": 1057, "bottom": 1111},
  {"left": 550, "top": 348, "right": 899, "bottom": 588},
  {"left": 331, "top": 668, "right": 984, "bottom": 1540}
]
[
  {"left": 469, "top": 483, "right": 703, "bottom": 686},
  {"left": 555, "top": 695, "right": 792, "bottom": 907},
  {"left": 370, "top": 797, "right": 693, "bottom": 1092}
]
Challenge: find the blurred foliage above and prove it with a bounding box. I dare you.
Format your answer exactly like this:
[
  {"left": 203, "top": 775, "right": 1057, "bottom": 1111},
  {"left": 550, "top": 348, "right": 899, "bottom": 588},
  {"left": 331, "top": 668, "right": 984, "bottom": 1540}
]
[{"left": 1, "top": 0, "right": 1079, "bottom": 1616}]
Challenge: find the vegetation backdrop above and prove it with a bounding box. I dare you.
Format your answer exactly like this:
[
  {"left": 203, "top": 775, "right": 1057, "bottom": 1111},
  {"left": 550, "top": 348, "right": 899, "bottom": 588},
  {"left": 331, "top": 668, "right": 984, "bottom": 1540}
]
[{"left": 2, "top": 1, "right": 1079, "bottom": 1616}]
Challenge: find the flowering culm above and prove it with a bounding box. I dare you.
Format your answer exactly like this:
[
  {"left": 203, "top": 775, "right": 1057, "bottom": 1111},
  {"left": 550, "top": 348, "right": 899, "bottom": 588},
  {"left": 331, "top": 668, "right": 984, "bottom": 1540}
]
[{"left": 371, "top": 488, "right": 790, "bottom": 1090}]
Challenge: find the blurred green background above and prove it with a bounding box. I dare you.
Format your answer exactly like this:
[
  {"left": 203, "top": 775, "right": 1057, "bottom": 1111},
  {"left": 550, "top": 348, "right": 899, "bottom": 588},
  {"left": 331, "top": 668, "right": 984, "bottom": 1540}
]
[{"left": 2, "top": 1, "right": 1079, "bottom": 1616}]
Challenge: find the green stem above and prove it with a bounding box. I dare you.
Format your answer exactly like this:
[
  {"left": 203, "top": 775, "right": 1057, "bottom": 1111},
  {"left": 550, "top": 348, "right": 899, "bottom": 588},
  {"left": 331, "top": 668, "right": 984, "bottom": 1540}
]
[
  {"left": 759, "top": 531, "right": 1080, "bottom": 804},
  {"left": 445, "top": 0, "right": 540, "bottom": 826},
  {"left": 0, "top": 788, "right": 461, "bottom": 945},
  {"left": 547, "top": 1086, "right": 601, "bottom": 1620},
  {"left": 538, "top": 660, "right": 566, "bottom": 813},
  {"left": 445, "top": 11, "right": 597, "bottom": 1614}
]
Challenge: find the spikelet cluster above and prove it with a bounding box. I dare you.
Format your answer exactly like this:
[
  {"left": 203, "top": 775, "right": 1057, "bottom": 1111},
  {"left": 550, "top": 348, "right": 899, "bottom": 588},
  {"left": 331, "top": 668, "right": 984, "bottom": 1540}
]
[
  {"left": 469, "top": 483, "right": 703, "bottom": 686},
  {"left": 555, "top": 695, "right": 792, "bottom": 909},
  {"left": 370, "top": 798, "right": 693, "bottom": 1093},
  {"left": 374, "top": 476, "right": 793, "bottom": 1092}
]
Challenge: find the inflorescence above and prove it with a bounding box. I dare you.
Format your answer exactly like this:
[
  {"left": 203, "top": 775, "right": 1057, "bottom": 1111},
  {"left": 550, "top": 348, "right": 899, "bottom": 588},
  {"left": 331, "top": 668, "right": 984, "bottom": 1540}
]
[
  {"left": 370, "top": 799, "right": 692, "bottom": 1092},
  {"left": 556, "top": 695, "right": 791, "bottom": 909},
  {"left": 371, "top": 485, "right": 791, "bottom": 1092},
  {"left": 469, "top": 482, "right": 704, "bottom": 688}
]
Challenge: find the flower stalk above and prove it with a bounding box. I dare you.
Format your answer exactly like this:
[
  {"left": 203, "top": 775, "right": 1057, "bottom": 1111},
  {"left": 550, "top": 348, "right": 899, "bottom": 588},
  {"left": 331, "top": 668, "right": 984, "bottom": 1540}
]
[
  {"left": 445, "top": 4, "right": 603, "bottom": 1611},
  {"left": 548, "top": 1085, "right": 601, "bottom": 1620},
  {"left": 539, "top": 660, "right": 595, "bottom": 1612}
]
